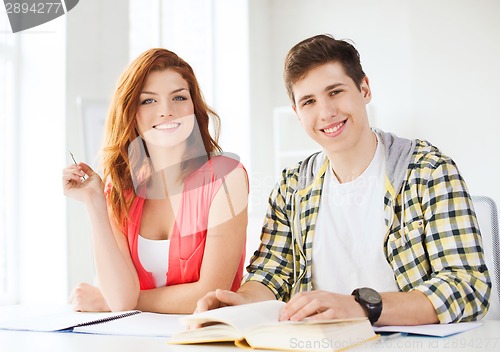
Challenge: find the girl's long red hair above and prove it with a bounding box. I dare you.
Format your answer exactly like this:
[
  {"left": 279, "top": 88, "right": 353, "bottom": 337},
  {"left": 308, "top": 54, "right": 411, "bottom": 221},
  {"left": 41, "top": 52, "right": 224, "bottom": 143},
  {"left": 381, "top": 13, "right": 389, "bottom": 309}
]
[{"left": 101, "top": 48, "right": 221, "bottom": 225}]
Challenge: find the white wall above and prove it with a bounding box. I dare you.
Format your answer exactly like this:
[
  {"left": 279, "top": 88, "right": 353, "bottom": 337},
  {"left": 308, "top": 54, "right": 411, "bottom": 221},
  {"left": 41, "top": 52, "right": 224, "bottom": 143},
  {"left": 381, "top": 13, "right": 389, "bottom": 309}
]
[
  {"left": 249, "top": 0, "right": 500, "bottom": 215},
  {"left": 247, "top": 0, "right": 275, "bottom": 219},
  {"left": 65, "top": 0, "right": 129, "bottom": 292}
]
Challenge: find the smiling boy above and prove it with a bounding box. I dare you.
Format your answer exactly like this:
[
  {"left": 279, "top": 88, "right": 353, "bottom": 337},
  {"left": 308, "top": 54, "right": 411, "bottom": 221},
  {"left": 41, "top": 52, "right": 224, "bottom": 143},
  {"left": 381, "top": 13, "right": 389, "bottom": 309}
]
[{"left": 196, "top": 34, "right": 491, "bottom": 325}]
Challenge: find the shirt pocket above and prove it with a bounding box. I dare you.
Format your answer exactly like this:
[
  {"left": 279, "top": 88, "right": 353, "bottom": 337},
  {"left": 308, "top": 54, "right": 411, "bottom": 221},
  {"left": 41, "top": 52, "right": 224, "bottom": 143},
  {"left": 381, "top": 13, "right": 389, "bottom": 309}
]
[{"left": 386, "top": 218, "right": 427, "bottom": 277}]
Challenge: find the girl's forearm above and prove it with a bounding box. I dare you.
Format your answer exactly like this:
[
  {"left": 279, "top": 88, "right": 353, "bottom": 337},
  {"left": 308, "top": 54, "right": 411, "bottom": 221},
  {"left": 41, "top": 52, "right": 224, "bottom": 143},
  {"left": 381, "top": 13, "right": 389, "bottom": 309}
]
[{"left": 85, "top": 195, "right": 140, "bottom": 311}]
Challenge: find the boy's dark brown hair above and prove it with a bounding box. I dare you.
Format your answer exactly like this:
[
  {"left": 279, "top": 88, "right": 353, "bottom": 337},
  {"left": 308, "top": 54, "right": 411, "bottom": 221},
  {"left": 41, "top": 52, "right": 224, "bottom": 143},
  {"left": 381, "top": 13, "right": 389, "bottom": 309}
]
[{"left": 284, "top": 34, "right": 366, "bottom": 103}]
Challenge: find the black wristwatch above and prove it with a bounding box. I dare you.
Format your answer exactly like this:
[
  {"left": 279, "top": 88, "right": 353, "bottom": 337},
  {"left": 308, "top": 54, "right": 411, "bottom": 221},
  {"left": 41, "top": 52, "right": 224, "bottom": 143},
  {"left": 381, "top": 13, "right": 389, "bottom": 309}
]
[{"left": 351, "top": 287, "right": 382, "bottom": 325}]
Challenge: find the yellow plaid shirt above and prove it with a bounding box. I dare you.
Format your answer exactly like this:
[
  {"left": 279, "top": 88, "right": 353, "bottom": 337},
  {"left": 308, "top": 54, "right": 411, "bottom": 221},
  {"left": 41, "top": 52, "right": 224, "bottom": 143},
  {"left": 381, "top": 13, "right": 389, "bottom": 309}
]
[{"left": 245, "top": 133, "right": 491, "bottom": 323}]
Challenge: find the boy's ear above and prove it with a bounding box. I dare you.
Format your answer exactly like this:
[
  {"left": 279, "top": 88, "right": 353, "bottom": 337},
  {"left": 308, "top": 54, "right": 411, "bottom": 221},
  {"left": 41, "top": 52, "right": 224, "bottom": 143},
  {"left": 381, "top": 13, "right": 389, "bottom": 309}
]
[{"left": 360, "top": 76, "right": 372, "bottom": 103}]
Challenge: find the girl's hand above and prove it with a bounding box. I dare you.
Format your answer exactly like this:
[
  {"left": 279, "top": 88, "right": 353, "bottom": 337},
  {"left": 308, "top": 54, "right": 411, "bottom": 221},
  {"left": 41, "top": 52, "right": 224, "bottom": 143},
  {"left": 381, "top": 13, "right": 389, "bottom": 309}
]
[
  {"left": 69, "top": 283, "right": 111, "bottom": 312},
  {"left": 62, "top": 162, "right": 104, "bottom": 203}
]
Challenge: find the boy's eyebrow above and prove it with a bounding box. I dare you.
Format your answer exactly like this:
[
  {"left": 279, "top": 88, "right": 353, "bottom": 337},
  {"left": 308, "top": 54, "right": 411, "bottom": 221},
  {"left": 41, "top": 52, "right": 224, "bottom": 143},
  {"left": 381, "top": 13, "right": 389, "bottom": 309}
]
[
  {"left": 297, "top": 94, "right": 314, "bottom": 105},
  {"left": 325, "top": 83, "right": 346, "bottom": 91},
  {"left": 296, "top": 83, "right": 347, "bottom": 104}
]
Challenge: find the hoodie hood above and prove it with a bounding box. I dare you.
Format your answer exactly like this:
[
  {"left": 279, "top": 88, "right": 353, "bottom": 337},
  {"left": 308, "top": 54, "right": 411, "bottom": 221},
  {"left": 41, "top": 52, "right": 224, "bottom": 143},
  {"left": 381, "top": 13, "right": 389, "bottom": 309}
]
[{"left": 297, "top": 129, "right": 416, "bottom": 195}]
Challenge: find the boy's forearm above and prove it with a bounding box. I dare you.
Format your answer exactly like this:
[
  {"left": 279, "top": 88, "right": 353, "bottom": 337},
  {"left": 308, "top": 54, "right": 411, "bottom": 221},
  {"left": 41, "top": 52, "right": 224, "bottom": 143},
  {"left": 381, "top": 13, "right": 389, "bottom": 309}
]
[
  {"left": 377, "top": 291, "right": 438, "bottom": 326},
  {"left": 237, "top": 281, "right": 277, "bottom": 303}
]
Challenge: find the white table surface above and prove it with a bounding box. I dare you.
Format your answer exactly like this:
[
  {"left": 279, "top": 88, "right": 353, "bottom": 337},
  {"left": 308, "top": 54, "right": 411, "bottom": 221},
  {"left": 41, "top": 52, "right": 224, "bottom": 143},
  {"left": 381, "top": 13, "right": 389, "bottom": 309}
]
[{"left": 1, "top": 304, "right": 499, "bottom": 352}]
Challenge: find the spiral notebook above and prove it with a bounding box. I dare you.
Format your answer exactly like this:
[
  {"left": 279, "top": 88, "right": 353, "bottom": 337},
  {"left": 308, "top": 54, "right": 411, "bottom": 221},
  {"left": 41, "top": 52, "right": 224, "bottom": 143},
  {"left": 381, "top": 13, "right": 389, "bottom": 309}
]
[
  {"left": 0, "top": 307, "right": 186, "bottom": 337},
  {"left": 0, "top": 309, "right": 142, "bottom": 332}
]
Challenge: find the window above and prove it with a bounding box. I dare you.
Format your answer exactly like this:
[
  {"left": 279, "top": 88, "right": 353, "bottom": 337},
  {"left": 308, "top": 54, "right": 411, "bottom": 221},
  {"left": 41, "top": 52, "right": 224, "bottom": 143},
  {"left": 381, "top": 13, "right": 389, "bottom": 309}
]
[
  {"left": 0, "top": 20, "right": 19, "bottom": 304},
  {"left": 129, "top": 0, "right": 161, "bottom": 60},
  {"left": 0, "top": 14, "right": 65, "bottom": 305}
]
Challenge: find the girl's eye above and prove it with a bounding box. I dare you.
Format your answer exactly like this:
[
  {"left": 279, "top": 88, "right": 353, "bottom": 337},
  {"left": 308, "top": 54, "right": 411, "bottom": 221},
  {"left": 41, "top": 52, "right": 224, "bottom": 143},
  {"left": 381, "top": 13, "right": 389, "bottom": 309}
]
[
  {"left": 141, "top": 98, "right": 155, "bottom": 105},
  {"left": 173, "top": 96, "right": 187, "bottom": 101}
]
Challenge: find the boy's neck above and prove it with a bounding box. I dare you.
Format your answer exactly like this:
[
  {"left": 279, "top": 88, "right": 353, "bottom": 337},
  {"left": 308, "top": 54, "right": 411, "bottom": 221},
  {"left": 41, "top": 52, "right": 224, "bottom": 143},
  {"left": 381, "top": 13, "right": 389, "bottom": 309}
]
[{"left": 326, "top": 129, "right": 378, "bottom": 184}]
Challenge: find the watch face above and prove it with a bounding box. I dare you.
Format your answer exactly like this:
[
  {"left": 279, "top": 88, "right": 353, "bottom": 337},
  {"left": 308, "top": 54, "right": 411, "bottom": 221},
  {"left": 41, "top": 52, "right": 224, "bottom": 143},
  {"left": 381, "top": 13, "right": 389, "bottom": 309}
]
[{"left": 358, "top": 287, "right": 382, "bottom": 305}]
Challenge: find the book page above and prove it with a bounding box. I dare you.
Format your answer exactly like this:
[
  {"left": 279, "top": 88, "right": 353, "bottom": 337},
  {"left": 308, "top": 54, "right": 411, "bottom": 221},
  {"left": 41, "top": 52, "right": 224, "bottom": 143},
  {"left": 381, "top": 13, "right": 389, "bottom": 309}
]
[
  {"left": 182, "top": 300, "right": 286, "bottom": 334},
  {"left": 171, "top": 323, "right": 243, "bottom": 343},
  {"left": 171, "top": 302, "right": 377, "bottom": 350},
  {"left": 245, "top": 317, "right": 376, "bottom": 350},
  {"left": 73, "top": 312, "right": 185, "bottom": 337}
]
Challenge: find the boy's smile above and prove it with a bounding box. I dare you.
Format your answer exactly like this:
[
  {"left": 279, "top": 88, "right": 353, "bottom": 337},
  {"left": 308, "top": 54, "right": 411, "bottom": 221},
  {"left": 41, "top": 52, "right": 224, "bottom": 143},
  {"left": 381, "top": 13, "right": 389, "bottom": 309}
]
[{"left": 292, "top": 61, "right": 372, "bottom": 155}]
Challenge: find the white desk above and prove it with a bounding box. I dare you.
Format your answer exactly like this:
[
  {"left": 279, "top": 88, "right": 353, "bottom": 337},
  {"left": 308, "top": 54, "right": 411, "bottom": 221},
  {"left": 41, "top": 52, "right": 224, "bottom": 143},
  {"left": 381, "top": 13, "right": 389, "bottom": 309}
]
[
  {"left": 354, "top": 320, "right": 500, "bottom": 352},
  {"left": 1, "top": 305, "right": 499, "bottom": 352}
]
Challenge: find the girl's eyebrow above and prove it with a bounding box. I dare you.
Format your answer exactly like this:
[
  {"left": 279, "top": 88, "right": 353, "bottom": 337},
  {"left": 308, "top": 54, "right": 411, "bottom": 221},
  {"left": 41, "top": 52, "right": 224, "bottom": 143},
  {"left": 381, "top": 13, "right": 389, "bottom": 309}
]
[
  {"left": 140, "top": 88, "right": 188, "bottom": 95},
  {"left": 171, "top": 87, "right": 187, "bottom": 94}
]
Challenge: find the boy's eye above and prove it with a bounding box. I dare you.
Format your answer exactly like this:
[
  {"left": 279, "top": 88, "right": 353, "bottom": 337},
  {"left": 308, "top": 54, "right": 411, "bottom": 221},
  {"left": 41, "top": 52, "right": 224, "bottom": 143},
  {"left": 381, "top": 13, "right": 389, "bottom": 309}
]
[
  {"left": 330, "top": 90, "right": 342, "bottom": 96},
  {"left": 141, "top": 98, "right": 155, "bottom": 105},
  {"left": 303, "top": 99, "right": 314, "bottom": 106}
]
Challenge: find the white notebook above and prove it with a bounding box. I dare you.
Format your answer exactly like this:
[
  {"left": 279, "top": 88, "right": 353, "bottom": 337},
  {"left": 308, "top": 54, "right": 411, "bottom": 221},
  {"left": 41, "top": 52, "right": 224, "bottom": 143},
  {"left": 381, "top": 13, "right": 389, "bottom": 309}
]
[
  {"left": 0, "top": 308, "right": 185, "bottom": 337},
  {"left": 374, "top": 321, "right": 483, "bottom": 337},
  {"left": 73, "top": 312, "right": 185, "bottom": 337}
]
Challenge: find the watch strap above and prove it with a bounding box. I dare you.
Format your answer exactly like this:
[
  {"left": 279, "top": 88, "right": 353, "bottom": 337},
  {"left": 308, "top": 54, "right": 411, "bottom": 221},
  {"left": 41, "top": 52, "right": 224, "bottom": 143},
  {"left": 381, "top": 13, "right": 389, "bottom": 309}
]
[{"left": 352, "top": 288, "right": 382, "bottom": 325}]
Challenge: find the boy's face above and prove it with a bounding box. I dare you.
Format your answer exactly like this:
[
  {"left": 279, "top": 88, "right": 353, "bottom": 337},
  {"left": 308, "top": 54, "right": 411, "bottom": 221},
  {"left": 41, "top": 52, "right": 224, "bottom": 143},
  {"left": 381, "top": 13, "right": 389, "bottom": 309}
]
[{"left": 292, "top": 62, "right": 372, "bottom": 155}]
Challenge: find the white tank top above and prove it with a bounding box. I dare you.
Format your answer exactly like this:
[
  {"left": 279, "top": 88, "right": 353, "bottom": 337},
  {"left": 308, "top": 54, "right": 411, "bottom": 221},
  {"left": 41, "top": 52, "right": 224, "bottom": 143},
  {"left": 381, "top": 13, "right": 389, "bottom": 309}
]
[
  {"left": 312, "top": 135, "right": 398, "bottom": 294},
  {"left": 137, "top": 235, "right": 170, "bottom": 288}
]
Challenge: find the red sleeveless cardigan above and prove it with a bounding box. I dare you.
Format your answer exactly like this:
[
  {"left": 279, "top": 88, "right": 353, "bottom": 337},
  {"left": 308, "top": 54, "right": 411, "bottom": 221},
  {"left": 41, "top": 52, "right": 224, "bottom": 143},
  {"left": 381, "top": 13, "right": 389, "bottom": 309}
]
[{"left": 113, "top": 156, "right": 246, "bottom": 291}]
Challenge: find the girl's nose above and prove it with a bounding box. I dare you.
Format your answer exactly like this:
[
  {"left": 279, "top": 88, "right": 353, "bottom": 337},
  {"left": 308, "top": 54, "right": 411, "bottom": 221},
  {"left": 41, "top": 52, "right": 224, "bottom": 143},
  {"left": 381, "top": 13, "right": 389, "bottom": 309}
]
[{"left": 159, "top": 103, "right": 174, "bottom": 118}]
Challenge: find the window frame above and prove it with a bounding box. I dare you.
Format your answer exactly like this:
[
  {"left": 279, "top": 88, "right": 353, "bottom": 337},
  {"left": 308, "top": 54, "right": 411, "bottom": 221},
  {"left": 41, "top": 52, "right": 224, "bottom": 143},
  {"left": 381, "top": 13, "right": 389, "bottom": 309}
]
[{"left": 0, "top": 36, "right": 20, "bottom": 305}]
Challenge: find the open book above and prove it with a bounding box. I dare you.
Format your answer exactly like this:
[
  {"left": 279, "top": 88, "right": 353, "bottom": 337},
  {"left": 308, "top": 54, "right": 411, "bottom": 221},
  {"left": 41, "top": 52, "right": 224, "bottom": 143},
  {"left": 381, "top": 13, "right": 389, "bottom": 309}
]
[
  {"left": 0, "top": 307, "right": 184, "bottom": 337},
  {"left": 169, "top": 300, "right": 377, "bottom": 351}
]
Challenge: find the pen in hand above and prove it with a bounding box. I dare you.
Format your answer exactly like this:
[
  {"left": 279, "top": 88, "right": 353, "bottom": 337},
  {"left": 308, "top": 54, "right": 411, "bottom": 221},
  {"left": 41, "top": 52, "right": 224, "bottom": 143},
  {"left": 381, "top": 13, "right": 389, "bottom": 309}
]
[{"left": 69, "top": 151, "right": 86, "bottom": 182}]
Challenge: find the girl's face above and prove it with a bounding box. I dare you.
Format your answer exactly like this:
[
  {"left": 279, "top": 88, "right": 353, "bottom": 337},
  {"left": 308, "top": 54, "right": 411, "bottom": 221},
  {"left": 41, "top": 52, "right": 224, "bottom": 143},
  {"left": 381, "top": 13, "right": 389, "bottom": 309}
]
[{"left": 136, "top": 69, "right": 195, "bottom": 148}]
